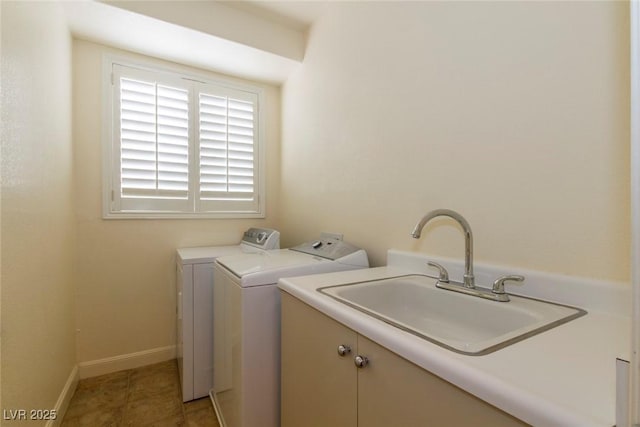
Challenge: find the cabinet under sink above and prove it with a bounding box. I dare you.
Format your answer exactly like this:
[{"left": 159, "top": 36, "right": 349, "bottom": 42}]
[{"left": 280, "top": 291, "right": 528, "bottom": 427}]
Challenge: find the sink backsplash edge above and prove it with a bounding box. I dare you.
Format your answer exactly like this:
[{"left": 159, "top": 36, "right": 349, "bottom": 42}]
[{"left": 386, "top": 249, "right": 630, "bottom": 317}]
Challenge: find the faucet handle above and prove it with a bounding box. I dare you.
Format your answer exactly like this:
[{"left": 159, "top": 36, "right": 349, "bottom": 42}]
[
  {"left": 427, "top": 261, "right": 450, "bottom": 283},
  {"left": 492, "top": 275, "right": 525, "bottom": 295}
]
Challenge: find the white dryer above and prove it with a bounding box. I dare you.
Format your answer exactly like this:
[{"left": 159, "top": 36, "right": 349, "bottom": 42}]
[
  {"left": 211, "top": 238, "right": 369, "bottom": 427},
  {"left": 176, "top": 228, "right": 280, "bottom": 402}
]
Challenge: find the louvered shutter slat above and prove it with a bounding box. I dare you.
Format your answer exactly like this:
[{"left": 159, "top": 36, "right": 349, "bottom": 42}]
[
  {"left": 158, "top": 85, "right": 189, "bottom": 192},
  {"left": 119, "top": 77, "right": 189, "bottom": 198},
  {"left": 199, "top": 93, "right": 256, "bottom": 199},
  {"left": 120, "top": 79, "right": 157, "bottom": 194},
  {"left": 228, "top": 99, "right": 255, "bottom": 195},
  {"left": 199, "top": 93, "right": 231, "bottom": 196}
]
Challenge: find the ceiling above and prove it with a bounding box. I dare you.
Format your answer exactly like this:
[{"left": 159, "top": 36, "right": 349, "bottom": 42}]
[
  {"left": 222, "top": 1, "right": 327, "bottom": 31},
  {"left": 64, "top": 0, "right": 328, "bottom": 85}
]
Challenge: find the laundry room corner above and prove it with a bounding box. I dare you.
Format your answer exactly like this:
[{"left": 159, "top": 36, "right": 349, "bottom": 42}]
[{"left": 71, "top": 38, "right": 283, "bottom": 372}]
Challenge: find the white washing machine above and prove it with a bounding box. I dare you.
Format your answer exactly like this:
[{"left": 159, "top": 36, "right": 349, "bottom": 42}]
[
  {"left": 211, "top": 237, "right": 369, "bottom": 427},
  {"left": 176, "top": 228, "right": 280, "bottom": 402}
]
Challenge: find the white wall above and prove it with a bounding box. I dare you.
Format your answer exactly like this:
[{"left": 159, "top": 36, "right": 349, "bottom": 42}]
[
  {"left": 1, "top": 1, "right": 76, "bottom": 423},
  {"left": 281, "top": 1, "right": 630, "bottom": 283},
  {"left": 72, "top": 39, "right": 281, "bottom": 364}
]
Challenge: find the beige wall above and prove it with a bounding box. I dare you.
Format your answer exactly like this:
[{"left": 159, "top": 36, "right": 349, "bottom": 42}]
[
  {"left": 0, "top": 1, "right": 632, "bottom": 411},
  {"left": 281, "top": 1, "right": 630, "bottom": 282},
  {"left": 72, "top": 39, "right": 281, "bottom": 363},
  {"left": 1, "top": 1, "right": 76, "bottom": 423}
]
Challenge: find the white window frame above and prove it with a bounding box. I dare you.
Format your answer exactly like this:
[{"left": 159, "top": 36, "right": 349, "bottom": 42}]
[{"left": 102, "top": 55, "right": 266, "bottom": 219}]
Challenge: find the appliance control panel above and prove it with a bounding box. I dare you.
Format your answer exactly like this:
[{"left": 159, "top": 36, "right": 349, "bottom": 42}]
[
  {"left": 241, "top": 228, "right": 280, "bottom": 249},
  {"left": 291, "top": 237, "right": 361, "bottom": 260}
]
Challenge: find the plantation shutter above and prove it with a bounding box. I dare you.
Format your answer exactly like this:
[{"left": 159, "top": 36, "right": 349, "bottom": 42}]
[
  {"left": 107, "top": 62, "right": 263, "bottom": 217},
  {"left": 118, "top": 76, "right": 190, "bottom": 199},
  {"left": 197, "top": 86, "right": 259, "bottom": 212}
]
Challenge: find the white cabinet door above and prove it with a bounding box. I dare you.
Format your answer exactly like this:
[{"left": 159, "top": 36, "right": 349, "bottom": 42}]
[
  {"left": 357, "top": 335, "right": 528, "bottom": 427},
  {"left": 281, "top": 291, "right": 357, "bottom": 427}
]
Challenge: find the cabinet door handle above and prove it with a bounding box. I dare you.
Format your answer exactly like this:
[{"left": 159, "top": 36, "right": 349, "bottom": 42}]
[
  {"left": 337, "top": 344, "right": 351, "bottom": 356},
  {"left": 354, "top": 355, "right": 369, "bottom": 368}
]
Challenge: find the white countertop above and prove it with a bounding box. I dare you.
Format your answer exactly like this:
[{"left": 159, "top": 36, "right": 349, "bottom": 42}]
[{"left": 277, "top": 250, "right": 631, "bottom": 427}]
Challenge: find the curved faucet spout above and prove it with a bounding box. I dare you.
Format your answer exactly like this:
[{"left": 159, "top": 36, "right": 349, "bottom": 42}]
[{"left": 411, "top": 209, "right": 475, "bottom": 288}]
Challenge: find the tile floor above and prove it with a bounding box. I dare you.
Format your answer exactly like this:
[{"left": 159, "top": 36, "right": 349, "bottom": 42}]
[{"left": 61, "top": 360, "right": 220, "bottom": 426}]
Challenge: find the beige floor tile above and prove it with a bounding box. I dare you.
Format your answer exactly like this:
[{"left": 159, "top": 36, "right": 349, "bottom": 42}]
[
  {"left": 133, "top": 414, "right": 185, "bottom": 427},
  {"left": 128, "top": 368, "right": 181, "bottom": 401},
  {"left": 129, "top": 360, "right": 177, "bottom": 381},
  {"left": 183, "top": 407, "right": 219, "bottom": 427},
  {"left": 76, "top": 370, "right": 130, "bottom": 392},
  {"left": 183, "top": 397, "right": 213, "bottom": 414},
  {"left": 61, "top": 360, "right": 222, "bottom": 427},
  {"left": 123, "top": 390, "right": 184, "bottom": 426},
  {"left": 61, "top": 406, "right": 124, "bottom": 427},
  {"left": 65, "top": 385, "right": 128, "bottom": 419}
]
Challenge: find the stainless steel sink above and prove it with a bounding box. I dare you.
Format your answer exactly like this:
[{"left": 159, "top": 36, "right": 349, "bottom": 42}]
[{"left": 318, "top": 274, "right": 586, "bottom": 355}]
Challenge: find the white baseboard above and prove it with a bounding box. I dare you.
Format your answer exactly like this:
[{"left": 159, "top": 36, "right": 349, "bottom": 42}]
[
  {"left": 78, "top": 345, "right": 176, "bottom": 379},
  {"left": 46, "top": 365, "right": 79, "bottom": 427}
]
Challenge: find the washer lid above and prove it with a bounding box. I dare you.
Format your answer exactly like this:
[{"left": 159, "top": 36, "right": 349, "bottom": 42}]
[
  {"left": 217, "top": 249, "right": 327, "bottom": 278},
  {"left": 216, "top": 248, "right": 369, "bottom": 287}
]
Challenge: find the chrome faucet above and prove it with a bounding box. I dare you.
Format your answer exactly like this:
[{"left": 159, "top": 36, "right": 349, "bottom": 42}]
[
  {"left": 411, "top": 209, "right": 525, "bottom": 302},
  {"left": 411, "top": 209, "right": 475, "bottom": 288}
]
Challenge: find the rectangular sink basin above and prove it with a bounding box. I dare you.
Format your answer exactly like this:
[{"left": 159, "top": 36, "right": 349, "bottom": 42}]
[{"left": 318, "top": 274, "right": 586, "bottom": 355}]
